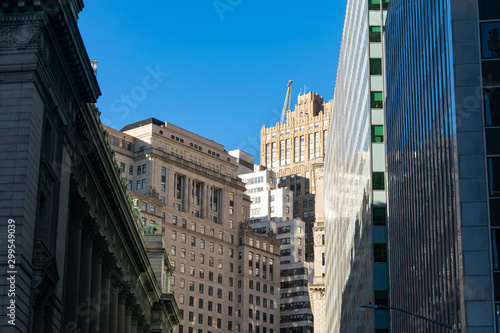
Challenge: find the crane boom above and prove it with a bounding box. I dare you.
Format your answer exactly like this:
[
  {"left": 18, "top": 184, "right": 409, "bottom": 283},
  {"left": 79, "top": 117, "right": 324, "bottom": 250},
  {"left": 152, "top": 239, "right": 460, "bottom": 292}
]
[{"left": 280, "top": 80, "right": 293, "bottom": 124}]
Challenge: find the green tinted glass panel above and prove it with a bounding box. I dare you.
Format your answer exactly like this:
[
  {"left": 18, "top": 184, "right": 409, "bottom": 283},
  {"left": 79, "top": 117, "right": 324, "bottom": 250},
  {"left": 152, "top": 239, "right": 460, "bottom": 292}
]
[
  {"left": 373, "top": 207, "right": 386, "bottom": 226},
  {"left": 369, "top": 26, "right": 382, "bottom": 42},
  {"left": 370, "top": 59, "right": 383, "bottom": 75},
  {"left": 382, "top": 0, "right": 389, "bottom": 10},
  {"left": 371, "top": 92, "right": 383, "bottom": 108},
  {"left": 373, "top": 172, "right": 385, "bottom": 190},
  {"left": 372, "top": 125, "right": 384, "bottom": 143},
  {"left": 369, "top": 0, "right": 381, "bottom": 10}
]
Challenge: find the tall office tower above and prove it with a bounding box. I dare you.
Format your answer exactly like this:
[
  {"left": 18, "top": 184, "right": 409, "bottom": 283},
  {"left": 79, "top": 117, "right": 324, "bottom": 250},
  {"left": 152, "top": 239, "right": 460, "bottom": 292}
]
[
  {"left": 384, "top": 0, "right": 500, "bottom": 331},
  {"left": 324, "top": 0, "right": 389, "bottom": 332},
  {"left": 0, "top": 2, "right": 180, "bottom": 332},
  {"left": 261, "top": 92, "right": 332, "bottom": 261},
  {"left": 240, "top": 169, "right": 313, "bottom": 333},
  {"left": 106, "top": 118, "right": 282, "bottom": 333}
]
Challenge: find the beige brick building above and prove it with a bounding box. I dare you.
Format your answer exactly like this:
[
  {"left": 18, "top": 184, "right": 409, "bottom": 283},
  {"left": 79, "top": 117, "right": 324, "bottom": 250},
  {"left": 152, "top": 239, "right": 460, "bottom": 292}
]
[
  {"left": 105, "top": 118, "right": 281, "bottom": 333},
  {"left": 261, "top": 92, "right": 332, "bottom": 260}
]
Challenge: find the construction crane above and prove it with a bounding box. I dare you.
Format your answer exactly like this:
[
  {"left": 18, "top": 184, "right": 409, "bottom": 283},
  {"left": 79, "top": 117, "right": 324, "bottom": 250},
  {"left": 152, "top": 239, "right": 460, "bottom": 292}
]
[{"left": 280, "top": 80, "right": 293, "bottom": 125}]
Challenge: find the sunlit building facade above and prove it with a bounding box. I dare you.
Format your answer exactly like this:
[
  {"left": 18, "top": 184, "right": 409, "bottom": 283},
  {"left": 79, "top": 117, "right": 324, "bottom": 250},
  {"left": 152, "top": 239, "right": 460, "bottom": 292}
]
[
  {"left": 261, "top": 92, "right": 332, "bottom": 261},
  {"left": 105, "top": 119, "right": 282, "bottom": 333},
  {"left": 385, "top": 0, "right": 498, "bottom": 331},
  {"left": 324, "top": 0, "right": 389, "bottom": 331}
]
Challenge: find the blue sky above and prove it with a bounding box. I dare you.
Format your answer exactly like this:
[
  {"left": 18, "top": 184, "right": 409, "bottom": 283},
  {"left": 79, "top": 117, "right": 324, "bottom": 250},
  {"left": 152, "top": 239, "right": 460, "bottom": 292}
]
[{"left": 78, "top": 1, "right": 346, "bottom": 163}]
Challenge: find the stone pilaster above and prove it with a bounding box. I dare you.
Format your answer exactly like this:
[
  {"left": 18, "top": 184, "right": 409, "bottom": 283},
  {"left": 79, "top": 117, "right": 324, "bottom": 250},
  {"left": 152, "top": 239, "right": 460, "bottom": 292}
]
[
  {"left": 89, "top": 241, "right": 105, "bottom": 333},
  {"left": 77, "top": 229, "right": 94, "bottom": 333},
  {"left": 108, "top": 280, "right": 120, "bottom": 333},
  {"left": 63, "top": 204, "right": 84, "bottom": 328},
  {"left": 117, "top": 293, "right": 126, "bottom": 333}
]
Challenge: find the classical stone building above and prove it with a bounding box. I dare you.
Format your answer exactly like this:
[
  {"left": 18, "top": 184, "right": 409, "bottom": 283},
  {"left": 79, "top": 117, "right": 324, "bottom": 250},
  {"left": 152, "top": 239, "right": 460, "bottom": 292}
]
[
  {"left": 261, "top": 92, "right": 332, "bottom": 261},
  {"left": 106, "top": 119, "right": 282, "bottom": 333},
  {"left": 0, "top": 1, "right": 179, "bottom": 332}
]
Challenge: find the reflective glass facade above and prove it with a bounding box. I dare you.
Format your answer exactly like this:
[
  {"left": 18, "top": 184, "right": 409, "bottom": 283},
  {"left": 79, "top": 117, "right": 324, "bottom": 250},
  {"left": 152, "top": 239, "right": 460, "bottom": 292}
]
[
  {"left": 324, "top": 0, "right": 389, "bottom": 331},
  {"left": 385, "top": 0, "right": 497, "bottom": 331}
]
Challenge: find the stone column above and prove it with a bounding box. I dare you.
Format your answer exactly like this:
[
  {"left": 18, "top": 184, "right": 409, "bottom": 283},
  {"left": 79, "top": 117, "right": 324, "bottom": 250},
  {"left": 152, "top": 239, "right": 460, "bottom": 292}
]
[
  {"left": 131, "top": 318, "right": 138, "bottom": 333},
  {"left": 89, "top": 243, "right": 104, "bottom": 333},
  {"left": 125, "top": 306, "right": 132, "bottom": 333},
  {"left": 108, "top": 280, "right": 119, "bottom": 333},
  {"left": 117, "top": 293, "right": 126, "bottom": 333},
  {"left": 99, "top": 266, "right": 112, "bottom": 333},
  {"left": 77, "top": 229, "right": 94, "bottom": 333},
  {"left": 63, "top": 210, "right": 83, "bottom": 328}
]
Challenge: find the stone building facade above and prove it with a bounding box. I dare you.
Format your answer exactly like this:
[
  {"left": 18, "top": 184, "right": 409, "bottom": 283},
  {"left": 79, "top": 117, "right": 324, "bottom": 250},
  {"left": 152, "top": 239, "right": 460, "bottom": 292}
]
[
  {"left": 261, "top": 92, "right": 332, "bottom": 261},
  {"left": 106, "top": 119, "right": 282, "bottom": 333},
  {"left": 0, "top": 1, "right": 179, "bottom": 332}
]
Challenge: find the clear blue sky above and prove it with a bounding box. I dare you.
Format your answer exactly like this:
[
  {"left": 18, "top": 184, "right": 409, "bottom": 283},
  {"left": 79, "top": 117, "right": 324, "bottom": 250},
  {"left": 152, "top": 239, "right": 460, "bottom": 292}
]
[{"left": 78, "top": 1, "right": 346, "bottom": 162}]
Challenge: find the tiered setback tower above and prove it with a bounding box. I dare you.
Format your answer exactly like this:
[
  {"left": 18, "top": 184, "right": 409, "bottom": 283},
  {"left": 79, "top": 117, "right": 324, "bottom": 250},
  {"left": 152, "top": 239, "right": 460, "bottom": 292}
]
[
  {"left": 324, "top": 0, "right": 389, "bottom": 331},
  {"left": 261, "top": 92, "right": 332, "bottom": 261},
  {"left": 385, "top": 0, "right": 499, "bottom": 331},
  {"left": 106, "top": 119, "right": 281, "bottom": 333}
]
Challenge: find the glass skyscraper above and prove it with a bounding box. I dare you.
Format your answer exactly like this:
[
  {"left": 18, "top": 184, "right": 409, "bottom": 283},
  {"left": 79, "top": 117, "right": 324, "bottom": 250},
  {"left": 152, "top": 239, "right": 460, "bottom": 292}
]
[
  {"left": 324, "top": 0, "right": 389, "bottom": 331},
  {"left": 385, "top": 0, "right": 499, "bottom": 331}
]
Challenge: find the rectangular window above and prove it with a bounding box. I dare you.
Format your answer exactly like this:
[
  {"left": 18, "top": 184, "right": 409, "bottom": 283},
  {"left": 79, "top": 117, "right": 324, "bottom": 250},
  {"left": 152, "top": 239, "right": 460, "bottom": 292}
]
[
  {"left": 489, "top": 158, "right": 500, "bottom": 196},
  {"left": 271, "top": 142, "right": 277, "bottom": 167},
  {"left": 485, "top": 88, "right": 500, "bottom": 126},
  {"left": 492, "top": 199, "right": 500, "bottom": 227},
  {"left": 266, "top": 143, "right": 271, "bottom": 168},
  {"left": 128, "top": 180, "right": 132, "bottom": 190},
  {"left": 373, "top": 172, "right": 385, "bottom": 190},
  {"left": 136, "top": 181, "right": 141, "bottom": 190},
  {"left": 479, "top": 0, "right": 500, "bottom": 20},
  {"left": 285, "top": 138, "right": 291, "bottom": 164},
  {"left": 369, "top": 26, "right": 382, "bottom": 42},
  {"left": 315, "top": 132, "right": 320, "bottom": 157},
  {"left": 161, "top": 167, "right": 166, "bottom": 192},
  {"left": 370, "top": 91, "right": 383, "bottom": 108},
  {"left": 175, "top": 175, "right": 182, "bottom": 199},
  {"left": 229, "top": 192, "right": 234, "bottom": 215},
  {"left": 372, "top": 125, "right": 384, "bottom": 143},
  {"left": 309, "top": 133, "right": 314, "bottom": 159},
  {"left": 370, "top": 58, "right": 383, "bottom": 75},
  {"left": 368, "top": 0, "right": 380, "bottom": 10},
  {"left": 374, "top": 243, "right": 387, "bottom": 262},
  {"left": 294, "top": 137, "right": 299, "bottom": 162},
  {"left": 142, "top": 179, "right": 146, "bottom": 189},
  {"left": 373, "top": 207, "right": 387, "bottom": 226},
  {"left": 300, "top": 136, "right": 305, "bottom": 161},
  {"left": 481, "top": 22, "right": 500, "bottom": 59},
  {"left": 280, "top": 140, "right": 285, "bottom": 166}
]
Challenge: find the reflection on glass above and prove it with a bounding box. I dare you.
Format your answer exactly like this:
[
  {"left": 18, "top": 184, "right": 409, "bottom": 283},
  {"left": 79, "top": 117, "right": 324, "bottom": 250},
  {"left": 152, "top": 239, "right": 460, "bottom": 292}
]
[{"left": 481, "top": 22, "right": 500, "bottom": 59}]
